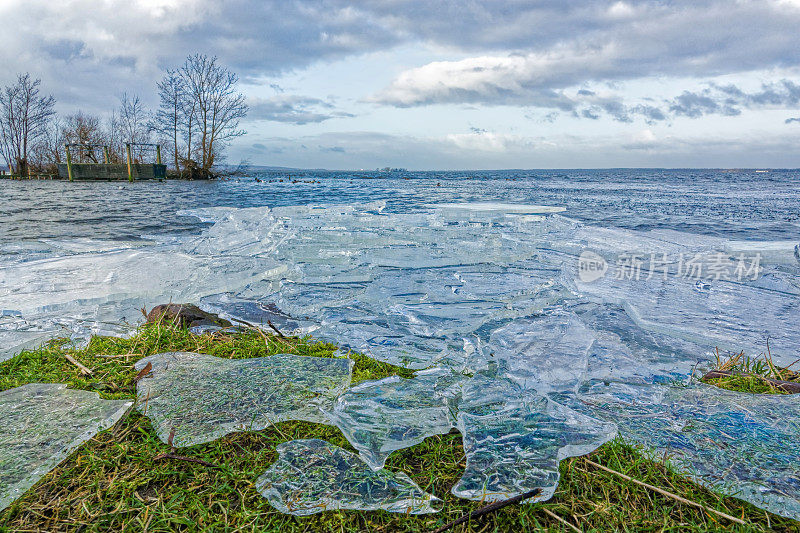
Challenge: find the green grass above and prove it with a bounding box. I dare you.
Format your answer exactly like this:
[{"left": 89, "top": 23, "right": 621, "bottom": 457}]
[
  {"left": 702, "top": 347, "right": 800, "bottom": 395},
  {"left": 0, "top": 323, "right": 798, "bottom": 532}
]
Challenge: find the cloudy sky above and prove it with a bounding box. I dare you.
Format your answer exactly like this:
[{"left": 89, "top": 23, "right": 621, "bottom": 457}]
[{"left": 3, "top": 0, "right": 800, "bottom": 169}]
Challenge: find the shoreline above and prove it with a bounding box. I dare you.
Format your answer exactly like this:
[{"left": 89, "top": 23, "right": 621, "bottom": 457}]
[{"left": 0, "top": 319, "right": 797, "bottom": 531}]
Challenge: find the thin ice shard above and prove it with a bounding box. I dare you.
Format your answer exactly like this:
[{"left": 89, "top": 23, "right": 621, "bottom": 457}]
[
  {"left": 256, "top": 439, "right": 440, "bottom": 515},
  {"left": 488, "top": 311, "right": 595, "bottom": 393},
  {"left": 566, "top": 382, "right": 800, "bottom": 521},
  {"left": 325, "top": 368, "right": 463, "bottom": 470},
  {"left": 453, "top": 371, "right": 616, "bottom": 502},
  {"left": 135, "top": 352, "right": 352, "bottom": 447},
  {"left": 0, "top": 383, "right": 131, "bottom": 510}
]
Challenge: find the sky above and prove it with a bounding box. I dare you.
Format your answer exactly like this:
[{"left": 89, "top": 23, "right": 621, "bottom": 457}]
[{"left": 3, "top": 0, "right": 800, "bottom": 170}]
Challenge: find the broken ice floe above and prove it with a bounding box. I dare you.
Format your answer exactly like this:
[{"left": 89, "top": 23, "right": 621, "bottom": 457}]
[
  {"left": 0, "top": 383, "right": 131, "bottom": 510},
  {"left": 135, "top": 352, "right": 352, "bottom": 447},
  {"left": 453, "top": 369, "right": 616, "bottom": 502},
  {"left": 0, "top": 223, "right": 285, "bottom": 361},
  {"left": 255, "top": 439, "right": 440, "bottom": 515},
  {"left": 555, "top": 382, "right": 800, "bottom": 521},
  {"left": 325, "top": 368, "right": 463, "bottom": 470},
  {"left": 4, "top": 200, "right": 800, "bottom": 520}
]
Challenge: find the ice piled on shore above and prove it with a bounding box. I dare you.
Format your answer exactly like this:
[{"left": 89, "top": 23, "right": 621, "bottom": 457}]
[
  {"left": 325, "top": 368, "right": 462, "bottom": 470},
  {"left": 134, "top": 352, "right": 352, "bottom": 447},
  {"left": 0, "top": 384, "right": 131, "bottom": 511},
  {"left": 256, "top": 439, "right": 440, "bottom": 515},
  {"left": 3, "top": 201, "right": 800, "bottom": 519},
  {"left": 555, "top": 382, "right": 800, "bottom": 521}
]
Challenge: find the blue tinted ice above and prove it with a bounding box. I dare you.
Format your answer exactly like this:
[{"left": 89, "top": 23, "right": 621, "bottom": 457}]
[
  {"left": 256, "top": 439, "right": 440, "bottom": 515},
  {"left": 0, "top": 384, "right": 131, "bottom": 510},
  {"left": 325, "top": 368, "right": 462, "bottom": 469},
  {"left": 3, "top": 198, "right": 800, "bottom": 520},
  {"left": 135, "top": 352, "right": 352, "bottom": 447}
]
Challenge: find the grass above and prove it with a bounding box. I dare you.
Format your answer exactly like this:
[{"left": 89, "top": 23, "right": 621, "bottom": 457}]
[
  {"left": 702, "top": 346, "right": 800, "bottom": 395},
  {"left": 0, "top": 322, "right": 798, "bottom": 532}
]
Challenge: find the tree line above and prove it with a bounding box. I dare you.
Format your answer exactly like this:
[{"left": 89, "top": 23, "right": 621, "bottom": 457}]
[{"left": 0, "top": 54, "right": 248, "bottom": 178}]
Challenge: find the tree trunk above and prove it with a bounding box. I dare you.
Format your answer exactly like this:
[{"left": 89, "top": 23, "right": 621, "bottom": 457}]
[{"left": 16, "top": 157, "right": 28, "bottom": 178}]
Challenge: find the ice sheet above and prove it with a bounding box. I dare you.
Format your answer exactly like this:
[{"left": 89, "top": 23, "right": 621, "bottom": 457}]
[
  {"left": 135, "top": 352, "right": 352, "bottom": 447},
  {"left": 325, "top": 368, "right": 463, "bottom": 470},
  {"left": 453, "top": 369, "right": 616, "bottom": 502},
  {"left": 555, "top": 382, "right": 800, "bottom": 520},
  {"left": 0, "top": 208, "right": 286, "bottom": 361},
  {"left": 188, "top": 205, "right": 800, "bottom": 517},
  {"left": 5, "top": 200, "right": 800, "bottom": 520},
  {"left": 255, "top": 439, "right": 440, "bottom": 515},
  {"left": 0, "top": 384, "right": 131, "bottom": 510}
]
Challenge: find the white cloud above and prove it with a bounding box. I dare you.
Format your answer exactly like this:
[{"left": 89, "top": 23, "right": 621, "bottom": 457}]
[
  {"left": 370, "top": 1, "right": 800, "bottom": 108},
  {"left": 445, "top": 131, "right": 532, "bottom": 152}
]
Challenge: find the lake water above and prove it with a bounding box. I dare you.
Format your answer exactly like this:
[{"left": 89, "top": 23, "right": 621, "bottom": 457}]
[{"left": 2, "top": 169, "right": 799, "bottom": 244}]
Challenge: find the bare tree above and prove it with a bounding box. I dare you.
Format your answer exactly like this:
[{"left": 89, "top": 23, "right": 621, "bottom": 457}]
[
  {"left": 62, "top": 112, "right": 105, "bottom": 162},
  {"left": 118, "top": 93, "right": 152, "bottom": 162},
  {"left": 105, "top": 110, "right": 124, "bottom": 163},
  {"left": 0, "top": 74, "right": 56, "bottom": 176},
  {"left": 180, "top": 54, "right": 247, "bottom": 171},
  {"left": 29, "top": 115, "right": 64, "bottom": 172},
  {"left": 155, "top": 69, "right": 184, "bottom": 172}
]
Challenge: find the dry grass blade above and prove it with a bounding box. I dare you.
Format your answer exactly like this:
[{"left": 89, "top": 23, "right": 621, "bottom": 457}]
[
  {"left": 541, "top": 507, "right": 581, "bottom": 533},
  {"left": 267, "top": 320, "right": 286, "bottom": 338},
  {"left": 583, "top": 459, "right": 745, "bottom": 525},
  {"left": 431, "top": 488, "right": 543, "bottom": 533},
  {"left": 64, "top": 354, "right": 92, "bottom": 375}
]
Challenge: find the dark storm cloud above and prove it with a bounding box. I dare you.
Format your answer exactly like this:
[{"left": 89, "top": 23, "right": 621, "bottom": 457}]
[
  {"left": 370, "top": 1, "right": 800, "bottom": 107},
  {"left": 667, "top": 81, "right": 800, "bottom": 119},
  {"left": 669, "top": 91, "right": 738, "bottom": 118},
  {"left": 5, "top": 1, "right": 800, "bottom": 109},
  {"left": 631, "top": 104, "right": 667, "bottom": 123},
  {"left": 248, "top": 96, "right": 354, "bottom": 125}
]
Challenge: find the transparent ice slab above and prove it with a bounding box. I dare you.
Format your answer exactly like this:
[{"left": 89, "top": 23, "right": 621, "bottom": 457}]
[
  {"left": 135, "top": 352, "right": 353, "bottom": 447},
  {"left": 0, "top": 384, "right": 132, "bottom": 510},
  {"left": 558, "top": 382, "right": 800, "bottom": 521},
  {"left": 487, "top": 310, "right": 596, "bottom": 393},
  {"left": 325, "top": 368, "right": 464, "bottom": 470},
  {"left": 255, "top": 439, "right": 440, "bottom": 515},
  {"left": 453, "top": 370, "right": 616, "bottom": 502},
  {"left": 554, "top": 221, "right": 800, "bottom": 365}
]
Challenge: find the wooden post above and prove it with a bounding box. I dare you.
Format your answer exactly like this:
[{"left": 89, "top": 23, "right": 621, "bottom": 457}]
[
  {"left": 103, "top": 146, "right": 110, "bottom": 164},
  {"left": 126, "top": 143, "right": 133, "bottom": 182},
  {"left": 156, "top": 144, "right": 162, "bottom": 165},
  {"left": 65, "top": 144, "right": 73, "bottom": 182}
]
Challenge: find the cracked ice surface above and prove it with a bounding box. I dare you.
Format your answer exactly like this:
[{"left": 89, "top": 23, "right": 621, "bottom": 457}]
[
  {"left": 0, "top": 227, "right": 284, "bottom": 362},
  {"left": 135, "top": 352, "right": 352, "bottom": 447},
  {"left": 453, "top": 367, "right": 616, "bottom": 502},
  {"left": 324, "top": 368, "right": 463, "bottom": 470},
  {"left": 172, "top": 202, "right": 799, "bottom": 518},
  {"left": 4, "top": 200, "right": 800, "bottom": 518},
  {"left": 555, "top": 383, "right": 800, "bottom": 520},
  {"left": 0, "top": 384, "right": 131, "bottom": 510},
  {"left": 255, "top": 439, "right": 440, "bottom": 515}
]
